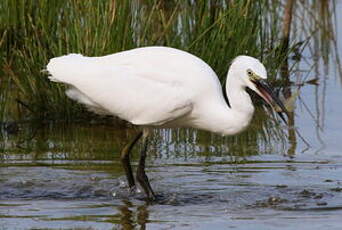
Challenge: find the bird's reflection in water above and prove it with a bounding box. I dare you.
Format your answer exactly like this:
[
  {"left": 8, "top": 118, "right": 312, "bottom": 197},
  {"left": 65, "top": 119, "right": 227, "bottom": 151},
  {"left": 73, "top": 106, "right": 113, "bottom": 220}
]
[
  {"left": 137, "top": 204, "right": 149, "bottom": 230},
  {"left": 116, "top": 200, "right": 149, "bottom": 230}
]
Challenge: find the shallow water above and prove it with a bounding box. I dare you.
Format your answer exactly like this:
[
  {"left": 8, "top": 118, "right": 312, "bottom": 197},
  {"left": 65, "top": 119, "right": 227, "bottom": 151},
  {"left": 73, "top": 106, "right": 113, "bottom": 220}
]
[
  {"left": 2, "top": 135, "right": 342, "bottom": 230},
  {"left": 1, "top": 3, "right": 342, "bottom": 230}
]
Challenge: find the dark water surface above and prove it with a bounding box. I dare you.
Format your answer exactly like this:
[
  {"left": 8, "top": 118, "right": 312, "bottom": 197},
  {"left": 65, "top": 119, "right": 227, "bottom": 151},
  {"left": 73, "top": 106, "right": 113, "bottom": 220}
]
[{"left": 1, "top": 4, "right": 342, "bottom": 230}]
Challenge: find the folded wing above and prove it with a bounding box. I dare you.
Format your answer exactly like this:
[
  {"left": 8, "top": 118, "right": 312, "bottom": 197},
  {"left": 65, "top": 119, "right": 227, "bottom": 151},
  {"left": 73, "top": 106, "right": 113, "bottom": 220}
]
[{"left": 47, "top": 54, "right": 193, "bottom": 126}]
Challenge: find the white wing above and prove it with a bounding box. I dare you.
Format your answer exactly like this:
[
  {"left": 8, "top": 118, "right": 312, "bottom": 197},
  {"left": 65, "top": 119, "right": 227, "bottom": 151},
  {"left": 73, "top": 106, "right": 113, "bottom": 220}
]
[{"left": 46, "top": 51, "right": 196, "bottom": 126}]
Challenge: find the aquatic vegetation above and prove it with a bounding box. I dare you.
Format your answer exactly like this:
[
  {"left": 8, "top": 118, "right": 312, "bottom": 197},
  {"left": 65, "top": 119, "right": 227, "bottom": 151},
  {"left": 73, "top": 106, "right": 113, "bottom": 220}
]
[
  {"left": 0, "top": 0, "right": 302, "bottom": 121},
  {"left": 0, "top": 0, "right": 338, "bottom": 156}
]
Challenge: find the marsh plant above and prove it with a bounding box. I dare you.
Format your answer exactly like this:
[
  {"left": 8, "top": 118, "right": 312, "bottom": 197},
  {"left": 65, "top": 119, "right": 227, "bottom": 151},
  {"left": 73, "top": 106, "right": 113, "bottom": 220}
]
[
  {"left": 0, "top": 0, "right": 300, "bottom": 119},
  {"left": 0, "top": 0, "right": 338, "bottom": 156}
]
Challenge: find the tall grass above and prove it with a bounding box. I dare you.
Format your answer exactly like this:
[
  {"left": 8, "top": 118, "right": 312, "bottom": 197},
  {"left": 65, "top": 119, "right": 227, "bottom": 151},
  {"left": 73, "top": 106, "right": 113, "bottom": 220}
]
[
  {"left": 0, "top": 0, "right": 338, "bottom": 158},
  {"left": 0, "top": 0, "right": 294, "bottom": 122}
]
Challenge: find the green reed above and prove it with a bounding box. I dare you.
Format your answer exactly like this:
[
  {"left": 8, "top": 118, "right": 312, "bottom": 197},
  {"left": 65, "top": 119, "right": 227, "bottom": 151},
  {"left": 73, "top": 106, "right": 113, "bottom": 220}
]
[{"left": 0, "top": 0, "right": 295, "bottom": 121}]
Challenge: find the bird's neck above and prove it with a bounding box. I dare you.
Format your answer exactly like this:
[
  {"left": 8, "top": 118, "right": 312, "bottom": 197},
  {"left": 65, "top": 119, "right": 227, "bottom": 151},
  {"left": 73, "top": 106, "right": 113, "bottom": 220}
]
[
  {"left": 193, "top": 71, "right": 255, "bottom": 136},
  {"left": 226, "top": 81, "right": 254, "bottom": 114},
  {"left": 221, "top": 69, "right": 255, "bottom": 134}
]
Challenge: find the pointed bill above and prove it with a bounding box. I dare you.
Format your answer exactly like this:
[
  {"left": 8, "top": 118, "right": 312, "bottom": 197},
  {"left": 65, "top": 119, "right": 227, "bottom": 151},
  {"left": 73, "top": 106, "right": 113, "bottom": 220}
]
[{"left": 252, "top": 79, "right": 289, "bottom": 124}]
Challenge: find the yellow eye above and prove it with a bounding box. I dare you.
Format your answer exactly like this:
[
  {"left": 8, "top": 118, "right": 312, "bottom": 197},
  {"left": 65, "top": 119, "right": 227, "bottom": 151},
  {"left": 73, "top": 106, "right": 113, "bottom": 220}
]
[{"left": 247, "top": 69, "right": 253, "bottom": 77}]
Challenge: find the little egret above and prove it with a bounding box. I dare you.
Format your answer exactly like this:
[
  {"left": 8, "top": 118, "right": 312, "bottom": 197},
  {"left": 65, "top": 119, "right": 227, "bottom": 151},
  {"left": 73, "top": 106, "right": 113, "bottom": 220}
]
[{"left": 46, "top": 46, "right": 287, "bottom": 200}]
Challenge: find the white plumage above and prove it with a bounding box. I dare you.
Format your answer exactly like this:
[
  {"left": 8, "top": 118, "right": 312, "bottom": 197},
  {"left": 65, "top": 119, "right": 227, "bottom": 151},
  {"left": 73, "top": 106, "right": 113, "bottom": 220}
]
[
  {"left": 46, "top": 46, "right": 285, "bottom": 199},
  {"left": 47, "top": 46, "right": 274, "bottom": 135}
]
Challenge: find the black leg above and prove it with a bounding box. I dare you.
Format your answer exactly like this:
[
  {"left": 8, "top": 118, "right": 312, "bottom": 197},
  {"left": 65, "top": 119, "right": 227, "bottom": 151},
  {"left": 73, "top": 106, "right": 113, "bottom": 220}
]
[
  {"left": 120, "top": 131, "right": 143, "bottom": 191},
  {"left": 136, "top": 130, "right": 156, "bottom": 200}
]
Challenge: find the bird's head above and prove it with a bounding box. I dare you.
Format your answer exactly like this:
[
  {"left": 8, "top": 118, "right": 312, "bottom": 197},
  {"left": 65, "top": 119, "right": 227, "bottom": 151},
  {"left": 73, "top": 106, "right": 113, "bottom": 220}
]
[{"left": 229, "top": 55, "right": 288, "bottom": 122}]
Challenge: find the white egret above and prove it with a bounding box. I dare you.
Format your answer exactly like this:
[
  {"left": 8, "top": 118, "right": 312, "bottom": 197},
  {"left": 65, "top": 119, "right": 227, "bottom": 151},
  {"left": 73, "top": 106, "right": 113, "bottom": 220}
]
[{"left": 46, "top": 46, "right": 287, "bottom": 200}]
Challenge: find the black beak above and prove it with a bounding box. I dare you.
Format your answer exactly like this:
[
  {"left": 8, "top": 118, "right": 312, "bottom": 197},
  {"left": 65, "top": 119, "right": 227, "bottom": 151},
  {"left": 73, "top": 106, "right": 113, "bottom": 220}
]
[{"left": 252, "top": 80, "right": 288, "bottom": 124}]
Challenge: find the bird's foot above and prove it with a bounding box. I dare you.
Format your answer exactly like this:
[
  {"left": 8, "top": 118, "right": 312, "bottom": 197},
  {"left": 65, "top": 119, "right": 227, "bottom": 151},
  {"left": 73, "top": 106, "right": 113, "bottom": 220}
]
[
  {"left": 136, "top": 173, "right": 157, "bottom": 201},
  {"left": 128, "top": 185, "right": 138, "bottom": 196}
]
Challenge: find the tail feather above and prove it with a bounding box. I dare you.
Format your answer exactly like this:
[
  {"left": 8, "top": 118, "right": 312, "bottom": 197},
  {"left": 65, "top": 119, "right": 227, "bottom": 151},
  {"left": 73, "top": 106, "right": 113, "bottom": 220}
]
[
  {"left": 46, "top": 53, "right": 85, "bottom": 83},
  {"left": 46, "top": 54, "right": 112, "bottom": 115}
]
